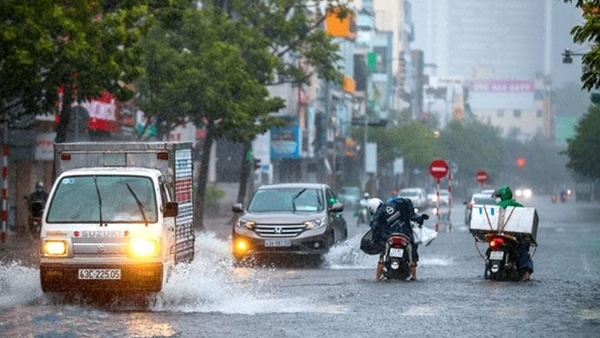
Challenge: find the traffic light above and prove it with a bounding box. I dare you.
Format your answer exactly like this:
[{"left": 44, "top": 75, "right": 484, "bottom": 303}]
[
  {"left": 516, "top": 157, "right": 526, "bottom": 167},
  {"left": 253, "top": 159, "right": 261, "bottom": 170}
]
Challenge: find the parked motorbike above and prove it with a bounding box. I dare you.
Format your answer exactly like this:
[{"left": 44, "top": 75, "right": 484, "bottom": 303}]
[
  {"left": 483, "top": 232, "right": 523, "bottom": 281},
  {"left": 25, "top": 197, "right": 44, "bottom": 239}
]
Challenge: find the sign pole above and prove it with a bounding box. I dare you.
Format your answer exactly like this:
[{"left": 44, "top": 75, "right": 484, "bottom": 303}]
[
  {"left": 429, "top": 159, "right": 449, "bottom": 232},
  {"left": 435, "top": 178, "right": 441, "bottom": 230},
  {"left": 447, "top": 168, "right": 452, "bottom": 232}
]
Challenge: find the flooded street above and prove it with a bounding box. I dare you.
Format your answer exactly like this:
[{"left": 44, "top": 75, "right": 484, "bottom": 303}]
[{"left": 1, "top": 196, "right": 599, "bottom": 337}]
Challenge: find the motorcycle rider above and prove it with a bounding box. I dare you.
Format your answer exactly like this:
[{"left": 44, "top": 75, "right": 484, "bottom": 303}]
[
  {"left": 27, "top": 180, "right": 48, "bottom": 233},
  {"left": 28, "top": 181, "right": 48, "bottom": 210},
  {"left": 356, "top": 192, "right": 370, "bottom": 226},
  {"left": 492, "top": 186, "right": 534, "bottom": 281},
  {"left": 367, "top": 197, "right": 427, "bottom": 281},
  {"left": 386, "top": 190, "right": 399, "bottom": 203}
]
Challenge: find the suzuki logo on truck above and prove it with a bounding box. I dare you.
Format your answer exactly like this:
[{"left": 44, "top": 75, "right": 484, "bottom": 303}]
[{"left": 80, "top": 230, "right": 122, "bottom": 238}]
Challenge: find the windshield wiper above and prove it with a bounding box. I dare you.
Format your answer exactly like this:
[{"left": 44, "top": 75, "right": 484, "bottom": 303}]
[
  {"left": 291, "top": 188, "right": 307, "bottom": 213},
  {"left": 93, "top": 176, "right": 104, "bottom": 226},
  {"left": 126, "top": 183, "right": 149, "bottom": 226}
]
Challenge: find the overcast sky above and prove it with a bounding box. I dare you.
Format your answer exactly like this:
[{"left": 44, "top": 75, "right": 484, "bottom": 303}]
[{"left": 410, "top": 0, "right": 586, "bottom": 89}]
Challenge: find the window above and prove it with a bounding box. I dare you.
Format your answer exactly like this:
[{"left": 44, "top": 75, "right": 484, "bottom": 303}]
[
  {"left": 513, "top": 109, "right": 521, "bottom": 118},
  {"left": 497, "top": 109, "right": 504, "bottom": 117},
  {"left": 46, "top": 175, "right": 158, "bottom": 223}
]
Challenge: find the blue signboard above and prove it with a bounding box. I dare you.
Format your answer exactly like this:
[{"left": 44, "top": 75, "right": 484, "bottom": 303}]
[{"left": 271, "top": 118, "right": 301, "bottom": 159}]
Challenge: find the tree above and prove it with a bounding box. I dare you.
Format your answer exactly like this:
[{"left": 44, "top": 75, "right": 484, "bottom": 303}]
[
  {"left": 137, "top": 6, "right": 285, "bottom": 229},
  {"left": 437, "top": 120, "right": 505, "bottom": 190},
  {"left": 563, "top": 0, "right": 600, "bottom": 90},
  {"left": 0, "top": 1, "right": 149, "bottom": 139},
  {"left": 213, "top": 0, "right": 346, "bottom": 205},
  {"left": 564, "top": 105, "right": 600, "bottom": 180},
  {"left": 352, "top": 121, "right": 441, "bottom": 187}
]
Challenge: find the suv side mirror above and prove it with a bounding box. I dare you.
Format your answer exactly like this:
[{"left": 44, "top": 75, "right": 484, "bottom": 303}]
[
  {"left": 164, "top": 202, "right": 179, "bottom": 218},
  {"left": 232, "top": 203, "right": 244, "bottom": 213},
  {"left": 329, "top": 202, "right": 344, "bottom": 213}
]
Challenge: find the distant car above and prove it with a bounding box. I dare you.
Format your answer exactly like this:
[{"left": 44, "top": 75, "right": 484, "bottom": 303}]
[
  {"left": 514, "top": 187, "right": 533, "bottom": 199},
  {"left": 337, "top": 186, "right": 361, "bottom": 209},
  {"left": 398, "top": 187, "right": 428, "bottom": 211},
  {"left": 464, "top": 193, "right": 498, "bottom": 226},
  {"left": 427, "top": 189, "right": 451, "bottom": 207},
  {"left": 231, "top": 183, "right": 348, "bottom": 263}
]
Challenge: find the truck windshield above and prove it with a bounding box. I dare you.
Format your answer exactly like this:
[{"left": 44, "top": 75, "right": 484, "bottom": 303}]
[{"left": 46, "top": 175, "right": 158, "bottom": 223}]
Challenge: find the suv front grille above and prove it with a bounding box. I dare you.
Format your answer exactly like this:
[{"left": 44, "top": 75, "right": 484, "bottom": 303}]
[{"left": 254, "top": 224, "right": 305, "bottom": 238}]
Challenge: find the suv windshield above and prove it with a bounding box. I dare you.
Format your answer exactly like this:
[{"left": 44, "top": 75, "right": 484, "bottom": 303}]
[
  {"left": 46, "top": 175, "right": 158, "bottom": 223},
  {"left": 248, "top": 188, "right": 324, "bottom": 212}
]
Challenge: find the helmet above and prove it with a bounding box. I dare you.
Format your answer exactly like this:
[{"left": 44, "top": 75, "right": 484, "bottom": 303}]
[
  {"left": 363, "top": 192, "right": 370, "bottom": 199},
  {"left": 35, "top": 181, "right": 44, "bottom": 189},
  {"left": 367, "top": 198, "right": 383, "bottom": 214},
  {"left": 392, "top": 190, "right": 398, "bottom": 195},
  {"left": 493, "top": 186, "right": 512, "bottom": 201}
]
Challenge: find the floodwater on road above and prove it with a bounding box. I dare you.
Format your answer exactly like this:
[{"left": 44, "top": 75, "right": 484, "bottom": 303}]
[{"left": 1, "top": 196, "right": 599, "bottom": 338}]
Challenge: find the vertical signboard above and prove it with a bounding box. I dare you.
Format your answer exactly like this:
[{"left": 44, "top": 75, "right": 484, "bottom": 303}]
[{"left": 365, "top": 142, "right": 377, "bottom": 174}]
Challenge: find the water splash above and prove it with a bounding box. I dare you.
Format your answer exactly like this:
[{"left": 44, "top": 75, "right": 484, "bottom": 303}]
[{"left": 0, "top": 261, "right": 43, "bottom": 310}]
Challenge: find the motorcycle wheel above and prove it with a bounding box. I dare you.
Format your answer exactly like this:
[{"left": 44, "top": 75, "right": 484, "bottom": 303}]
[{"left": 384, "top": 261, "right": 410, "bottom": 280}]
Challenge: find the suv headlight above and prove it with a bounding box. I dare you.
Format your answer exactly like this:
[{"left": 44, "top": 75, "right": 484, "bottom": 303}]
[
  {"left": 304, "top": 217, "right": 327, "bottom": 229},
  {"left": 236, "top": 218, "right": 255, "bottom": 229}
]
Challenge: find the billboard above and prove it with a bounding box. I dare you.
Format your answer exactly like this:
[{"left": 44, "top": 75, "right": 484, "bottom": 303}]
[{"left": 468, "top": 80, "right": 535, "bottom": 110}]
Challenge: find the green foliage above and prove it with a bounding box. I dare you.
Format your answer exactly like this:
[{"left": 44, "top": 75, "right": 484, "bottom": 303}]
[
  {"left": 438, "top": 120, "right": 505, "bottom": 183},
  {"left": 563, "top": 0, "right": 600, "bottom": 91},
  {"left": 0, "top": 0, "right": 150, "bottom": 120},
  {"left": 205, "top": 185, "right": 226, "bottom": 205},
  {"left": 351, "top": 121, "right": 441, "bottom": 172},
  {"left": 564, "top": 105, "right": 600, "bottom": 179}
]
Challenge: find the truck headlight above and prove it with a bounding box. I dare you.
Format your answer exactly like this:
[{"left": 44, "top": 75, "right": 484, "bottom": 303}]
[
  {"left": 129, "top": 237, "right": 159, "bottom": 257},
  {"left": 304, "top": 217, "right": 326, "bottom": 229},
  {"left": 42, "top": 240, "right": 68, "bottom": 257}
]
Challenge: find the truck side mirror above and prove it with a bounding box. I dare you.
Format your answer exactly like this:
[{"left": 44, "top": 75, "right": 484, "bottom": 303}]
[{"left": 164, "top": 202, "right": 179, "bottom": 218}]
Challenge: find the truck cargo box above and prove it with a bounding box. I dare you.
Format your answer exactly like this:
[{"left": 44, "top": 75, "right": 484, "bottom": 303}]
[{"left": 469, "top": 204, "right": 538, "bottom": 244}]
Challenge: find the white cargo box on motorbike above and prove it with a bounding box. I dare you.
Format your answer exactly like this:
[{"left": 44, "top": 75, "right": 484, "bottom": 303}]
[{"left": 469, "top": 205, "right": 538, "bottom": 244}]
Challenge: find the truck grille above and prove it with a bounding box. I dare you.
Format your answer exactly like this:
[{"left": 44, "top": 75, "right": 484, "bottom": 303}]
[{"left": 254, "top": 224, "right": 305, "bottom": 238}]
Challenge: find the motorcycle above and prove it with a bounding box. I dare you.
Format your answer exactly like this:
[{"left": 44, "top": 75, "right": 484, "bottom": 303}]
[
  {"left": 483, "top": 232, "right": 525, "bottom": 281},
  {"left": 355, "top": 204, "right": 371, "bottom": 227},
  {"left": 381, "top": 232, "right": 413, "bottom": 280},
  {"left": 381, "top": 214, "right": 430, "bottom": 280},
  {"left": 25, "top": 197, "right": 44, "bottom": 239},
  {"left": 560, "top": 191, "right": 568, "bottom": 203}
]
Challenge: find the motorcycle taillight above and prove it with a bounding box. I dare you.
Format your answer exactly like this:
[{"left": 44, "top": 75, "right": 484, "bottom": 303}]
[
  {"left": 388, "top": 234, "right": 409, "bottom": 246},
  {"left": 489, "top": 237, "right": 504, "bottom": 248}
]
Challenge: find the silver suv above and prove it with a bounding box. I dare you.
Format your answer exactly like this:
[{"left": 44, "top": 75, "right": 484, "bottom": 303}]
[
  {"left": 398, "top": 187, "right": 428, "bottom": 211},
  {"left": 231, "top": 183, "right": 348, "bottom": 263}
]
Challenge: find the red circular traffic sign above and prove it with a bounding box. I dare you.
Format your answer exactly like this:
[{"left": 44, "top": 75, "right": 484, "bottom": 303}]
[
  {"left": 476, "top": 170, "right": 488, "bottom": 183},
  {"left": 429, "top": 159, "right": 449, "bottom": 180}
]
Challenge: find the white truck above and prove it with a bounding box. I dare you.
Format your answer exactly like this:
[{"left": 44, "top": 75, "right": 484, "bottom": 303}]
[{"left": 39, "top": 142, "right": 195, "bottom": 293}]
